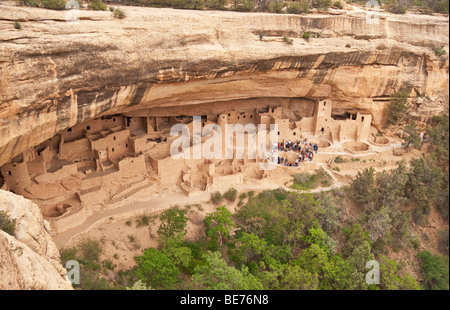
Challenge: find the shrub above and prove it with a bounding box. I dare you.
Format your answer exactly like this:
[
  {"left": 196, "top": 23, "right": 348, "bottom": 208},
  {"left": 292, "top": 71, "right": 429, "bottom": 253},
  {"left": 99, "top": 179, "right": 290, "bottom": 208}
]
[
  {"left": 109, "top": 6, "right": 114, "bottom": 12},
  {"left": 210, "top": 191, "right": 223, "bottom": 205},
  {"left": 224, "top": 187, "right": 238, "bottom": 202},
  {"left": 136, "top": 215, "right": 150, "bottom": 227},
  {"left": 283, "top": 36, "right": 293, "bottom": 45},
  {"left": 287, "top": 2, "right": 302, "bottom": 13},
  {"left": 14, "top": 21, "right": 21, "bottom": 30},
  {"left": 302, "top": 31, "right": 311, "bottom": 39},
  {"left": 417, "top": 250, "right": 449, "bottom": 290},
  {"left": 16, "top": 0, "right": 40, "bottom": 7},
  {"left": 333, "top": 1, "right": 343, "bottom": 9},
  {"left": 206, "top": 0, "right": 227, "bottom": 9},
  {"left": 90, "top": 0, "right": 107, "bottom": 11},
  {"left": 387, "top": 0, "right": 407, "bottom": 14},
  {"left": 40, "top": 0, "right": 66, "bottom": 10},
  {"left": 79, "top": 238, "right": 103, "bottom": 263},
  {"left": 432, "top": 46, "right": 447, "bottom": 56},
  {"left": 258, "top": 30, "right": 264, "bottom": 40},
  {"left": 316, "top": 0, "right": 332, "bottom": 10},
  {"left": 59, "top": 247, "right": 78, "bottom": 265},
  {"left": 268, "top": 0, "right": 285, "bottom": 13},
  {"left": 233, "top": 0, "right": 257, "bottom": 11},
  {"left": 334, "top": 156, "right": 347, "bottom": 163},
  {"left": 0, "top": 211, "right": 16, "bottom": 236}
]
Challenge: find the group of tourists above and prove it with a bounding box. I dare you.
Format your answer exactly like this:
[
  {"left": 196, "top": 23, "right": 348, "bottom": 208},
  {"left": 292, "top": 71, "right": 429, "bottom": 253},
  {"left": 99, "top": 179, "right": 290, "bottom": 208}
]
[{"left": 276, "top": 139, "right": 318, "bottom": 167}]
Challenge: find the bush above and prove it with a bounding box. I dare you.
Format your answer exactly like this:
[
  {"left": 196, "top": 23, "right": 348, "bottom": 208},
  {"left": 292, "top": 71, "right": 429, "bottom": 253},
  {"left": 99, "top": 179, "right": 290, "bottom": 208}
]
[
  {"left": 224, "top": 187, "right": 238, "bottom": 202},
  {"left": 417, "top": 250, "right": 449, "bottom": 290},
  {"left": 333, "top": 1, "right": 343, "bottom": 8},
  {"left": 90, "top": 0, "right": 107, "bottom": 10},
  {"left": 14, "top": 21, "right": 21, "bottom": 30},
  {"left": 0, "top": 211, "right": 16, "bottom": 236},
  {"left": 283, "top": 36, "right": 293, "bottom": 45},
  {"left": 16, "top": 0, "right": 40, "bottom": 7},
  {"left": 334, "top": 156, "right": 347, "bottom": 163},
  {"left": 40, "top": 0, "right": 66, "bottom": 10},
  {"left": 210, "top": 191, "right": 223, "bottom": 205},
  {"left": 432, "top": 46, "right": 447, "bottom": 56},
  {"left": 287, "top": 2, "right": 302, "bottom": 13},
  {"left": 79, "top": 238, "right": 103, "bottom": 263},
  {"left": 136, "top": 215, "right": 150, "bottom": 227},
  {"left": 233, "top": 0, "right": 257, "bottom": 11},
  {"left": 302, "top": 31, "right": 311, "bottom": 39},
  {"left": 316, "top": 0, "right": 332, "bottom": 10},
  {"left": 268, "top": 0, "right": 285, "bottom": 13},
  {"left": 387, "top": 0, "right": 407, "bottom": 14},
  {"left": 206, "top": 0, "right": 227, "bottom": 9}
]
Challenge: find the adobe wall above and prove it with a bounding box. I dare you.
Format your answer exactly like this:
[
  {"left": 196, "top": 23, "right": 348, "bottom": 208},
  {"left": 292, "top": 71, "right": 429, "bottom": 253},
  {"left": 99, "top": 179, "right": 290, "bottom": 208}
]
[
  {"left": 151, "top": 155, "right": 184, "bottom": 187},
  {"left": 211, "top": 172, "right": 244, "bottom": 189},
  {"left": 117, "top": 155, "right": 146, "bottom": 178},
  {"left": 60, "top": 138, "right": 92, "bottom": 162},
  {"left": 0, "top": 161, "right": 31, "bottom": 188},
  {"left": 91, "top": 129, "right": 131, "bottom": 162},
  {"left": 34, "top": 163, "right": 78, "bottom": 184}
]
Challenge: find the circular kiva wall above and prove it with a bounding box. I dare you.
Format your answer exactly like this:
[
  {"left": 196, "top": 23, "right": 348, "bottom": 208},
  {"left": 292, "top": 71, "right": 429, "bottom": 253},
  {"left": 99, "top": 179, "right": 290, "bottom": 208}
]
[{"left": 343, "top": 141, "right": 370, "bottom": 152}]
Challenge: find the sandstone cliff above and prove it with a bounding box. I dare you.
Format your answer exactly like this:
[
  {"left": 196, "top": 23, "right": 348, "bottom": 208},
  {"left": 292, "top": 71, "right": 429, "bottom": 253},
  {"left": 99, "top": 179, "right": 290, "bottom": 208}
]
[
  {"left": 0, "top": 190, "right": 72, "bottom": 289},
  {"left": 0, "top": 4, "right": 448, "bottom": 166}
]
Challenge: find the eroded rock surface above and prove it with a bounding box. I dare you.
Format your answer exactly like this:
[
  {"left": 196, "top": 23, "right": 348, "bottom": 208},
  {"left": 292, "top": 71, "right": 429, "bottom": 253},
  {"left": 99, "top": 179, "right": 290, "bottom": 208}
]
[
  {"left": 0, "top": 190, "right": 72, "bottom": 290},
  {"left": 0, "top": 4, "right": 448, "bottom": 166}
]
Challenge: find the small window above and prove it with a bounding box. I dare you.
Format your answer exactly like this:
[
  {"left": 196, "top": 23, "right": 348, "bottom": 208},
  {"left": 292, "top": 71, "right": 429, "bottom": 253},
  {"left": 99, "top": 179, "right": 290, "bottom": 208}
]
[
  {"left": 250, "top": 115, "right": 253, "bottom": 118},
  {"left": 293, "top": 132, "right": 296, "bottom": 135},
  {"left": 86, "top": 125, "right": 91, "bottom": 130},
  {"left": 325, "top": 119, "right": 327, "bottom": 121},
  {"left": 324, "top": 101, "right": 327, "bottom": 106},
  {"left": 126, "top": 144, "right": 128, "bottom": 148},
  {"left": 361, "top": 116, "right": 365, "bottom": 122},
  {"left": 113, "top": 118, "right": 116, "bottom": 122},
  {"left": 243, "top": 115, "right": 246, "bottom": 119},
  {"left": 67, "top": 128, "right": 72, "bottom": 132},
  {"left": 237, "top": 116, "right": 240, "bottom": 119},
  {"left": 113, "top": 136, "right": 116, "bottom": 140},
  {"left": 228, "top": 113, "right": 231, "bottom": 117},
  {"left": 112, "top": 148, "right": 115, "bottom": 152},
  {"left": 278, "top": 132, "right": 280, "bottom": 135},
  {"left": 321, "top": 127, "right": 324, "bottom": 132},
  {"left": 272, "top": 108, "right": 275, "bottom": 113},
  {"left": 8, "top": 171, "right": 12, "bottom": 176}
]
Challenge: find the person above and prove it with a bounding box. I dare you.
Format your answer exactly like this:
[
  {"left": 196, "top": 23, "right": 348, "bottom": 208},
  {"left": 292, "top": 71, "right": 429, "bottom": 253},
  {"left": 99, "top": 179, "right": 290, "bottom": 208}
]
[{"left": 278, "top": 157, "right": 281, "bottom": 164}]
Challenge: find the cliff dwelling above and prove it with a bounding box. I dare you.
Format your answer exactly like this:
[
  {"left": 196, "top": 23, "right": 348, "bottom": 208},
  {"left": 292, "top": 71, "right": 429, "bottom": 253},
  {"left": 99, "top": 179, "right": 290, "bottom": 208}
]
[{"left": 0, "top": 97, "right": 386, "bottom": 224}]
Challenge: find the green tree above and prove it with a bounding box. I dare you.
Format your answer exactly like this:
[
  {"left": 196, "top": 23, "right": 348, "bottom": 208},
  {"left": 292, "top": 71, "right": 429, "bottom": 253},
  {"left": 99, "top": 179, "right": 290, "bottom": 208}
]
[
  {"left": 233, "top": 0, "right": 257, "bottom": 11},
  {"left": 278, "top": 265, "right": 319, "bottom": 289},
  {"left": 417, "top": 250, "right": 449, "bottom": 290},
  {"left": 204, "top": 206, "right": 234, "bottom": 245},
  {"left": 384, "top": 91, "right": 409, "bottom": 127},
  {"left": 205, "top": 0, "right": 227, "bottom": 9},
  {"left": 379, "top": 256, "right": 421, "bottom": 290},
  {"left": 191, "top": 251, "right": 263, "bottom": 289},
  {"left": 406, "top": 156, "right": 443, "bottom": 222},
  {"left": 402, "top": 121, "right": 422, "bottom": 150},
  {"left": 160, "top": 236, "right": 192, "bottom": 270},
  {"left": 157, "top": 208, "right": 188, "bottom": 240},
  {"left": 349, "top": 167, "right": 375, "bottom": 208},
  {"left": 0, "top": 211, "right": 16, "bottom": 236},
  {"left": 135, "top": 248, "right": 180, "bottom": 288},
  {"left": 316, "top": 0, "right": 332, "bottom": 10}
]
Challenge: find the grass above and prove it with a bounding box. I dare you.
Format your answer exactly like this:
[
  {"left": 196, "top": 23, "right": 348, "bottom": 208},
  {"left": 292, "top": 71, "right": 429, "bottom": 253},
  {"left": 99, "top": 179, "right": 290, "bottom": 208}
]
[
  {"left": 302, "top": 31, "right": 311, "bottom": 40},
  {"left": 432, "top": 46, "right": 447, "bottom": 56},
  {"left": 14, "top": 21, "right": 21, "bottom": 30}
]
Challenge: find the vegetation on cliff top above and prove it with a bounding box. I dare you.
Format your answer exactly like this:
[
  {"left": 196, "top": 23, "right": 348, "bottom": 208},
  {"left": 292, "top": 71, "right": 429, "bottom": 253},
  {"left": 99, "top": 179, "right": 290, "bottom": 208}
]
[{"left": 16, "top": 0, "right": 449, "bottom": 14}]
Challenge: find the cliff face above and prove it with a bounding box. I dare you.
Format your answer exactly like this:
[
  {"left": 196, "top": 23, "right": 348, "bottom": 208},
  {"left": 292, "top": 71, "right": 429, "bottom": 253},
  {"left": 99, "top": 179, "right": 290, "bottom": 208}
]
[
  {"left": 0, "top": 4, "right": 448, "bottom": 166},
  {"left": 0, "top": 190, "right": 72, "bottom": 289}
]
